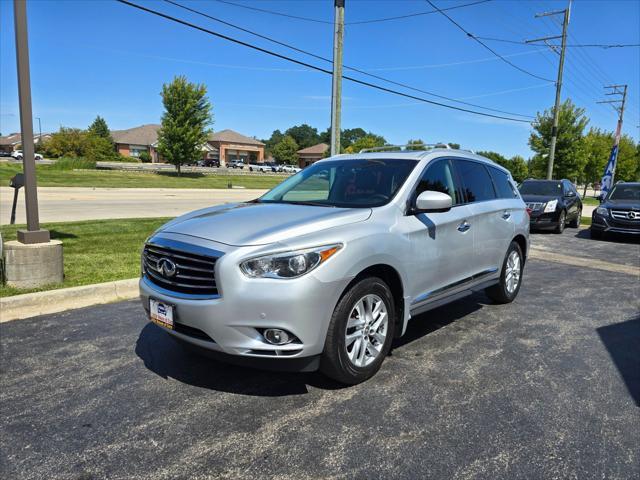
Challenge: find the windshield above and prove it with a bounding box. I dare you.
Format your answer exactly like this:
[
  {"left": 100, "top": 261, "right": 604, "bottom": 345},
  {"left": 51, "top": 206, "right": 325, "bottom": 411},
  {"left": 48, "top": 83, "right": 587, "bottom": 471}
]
[
  {"left": 259, "top": 158, "right": 418, "bottom": 208},
  {"left": 519, "top": 181, "right": 562, "bottom": 196},
  {"left": 608, "top": 184, "right": 640, "bottom": 201}
]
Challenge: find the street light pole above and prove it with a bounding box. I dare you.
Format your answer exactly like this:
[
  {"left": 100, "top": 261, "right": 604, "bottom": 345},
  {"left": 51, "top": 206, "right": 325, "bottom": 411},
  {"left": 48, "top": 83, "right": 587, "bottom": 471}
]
[
  {"left": 330, "top": 0, "right": 344, "bottom": 157},
  {"left": 13, "top": 0, "right": 49, "bottom": 243},
  {"left": 35, "top": 116, "right": 42, "bottom": 145}
]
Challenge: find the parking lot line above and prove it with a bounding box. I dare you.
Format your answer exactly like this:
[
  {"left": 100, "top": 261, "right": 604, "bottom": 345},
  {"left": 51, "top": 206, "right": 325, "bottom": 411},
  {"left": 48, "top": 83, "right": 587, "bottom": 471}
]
[{"left": 529, "top": 247, "right": 639, "bottom": 277}]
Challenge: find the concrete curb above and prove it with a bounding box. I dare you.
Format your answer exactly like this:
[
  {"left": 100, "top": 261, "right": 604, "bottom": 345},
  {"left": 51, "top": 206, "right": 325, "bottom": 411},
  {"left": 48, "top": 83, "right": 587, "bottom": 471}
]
[{"left": 0, "top": 278, "right": 139, "bottom": 322}]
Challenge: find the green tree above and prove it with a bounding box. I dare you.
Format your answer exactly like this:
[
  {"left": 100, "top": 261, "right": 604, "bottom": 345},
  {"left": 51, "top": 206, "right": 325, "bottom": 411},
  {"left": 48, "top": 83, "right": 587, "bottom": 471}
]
[
  {"left": 448, "top": 142, "right": 461, "bottom": 150},
  {"left": 615, "top": 134, "right": 640, "bottom": 182},
  {"left": 477, "top": 150, "right": 510, "bottom": 169},
  {"left": 157, "top": 75, "right": 213, "bottom": 175},
  {"left": 508, "top": 155, "right": 529, "bottom": 183},
  {"left": 529, "top": 99, "right": 589, "bottom": 180},
  {"left": 345, "top": 134, "right": 386, "bottom": 153},
  {"left": 284, "top": 124, "right": 320, "bottom": 149},
  {"left": 263, "top": 129, "right": 284, "bottom": 156},
  {"left": 88, "top": 115, "right": 112, "bottom": 141},
  {"left": 406, "top": 139, "right": 426, "bottom": 150},
  {"left": 271, "top": 135, "right": 299, "bottom": 164}
]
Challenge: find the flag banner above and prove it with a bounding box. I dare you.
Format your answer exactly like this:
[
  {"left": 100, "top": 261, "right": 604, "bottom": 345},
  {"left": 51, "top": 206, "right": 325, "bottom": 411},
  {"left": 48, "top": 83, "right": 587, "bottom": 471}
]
[{"left": 600, "top": 144, "right": 618, "bottom": 198}]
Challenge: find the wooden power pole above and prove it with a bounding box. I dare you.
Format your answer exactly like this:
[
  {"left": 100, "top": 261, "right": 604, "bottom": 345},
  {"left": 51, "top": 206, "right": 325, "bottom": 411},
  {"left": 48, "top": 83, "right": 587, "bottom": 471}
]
[{"left": 330, "top": 0, "right": 344, "bottom": 157}]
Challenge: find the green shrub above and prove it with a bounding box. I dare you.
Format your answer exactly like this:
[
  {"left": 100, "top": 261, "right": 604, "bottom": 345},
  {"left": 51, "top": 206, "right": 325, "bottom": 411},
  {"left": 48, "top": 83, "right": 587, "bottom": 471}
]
[
  {"left": 50, "top": 157, "right": 96, "bottom": 170},
  {"left": 138, "top": 151, "right": 152, "bottom": 163}
]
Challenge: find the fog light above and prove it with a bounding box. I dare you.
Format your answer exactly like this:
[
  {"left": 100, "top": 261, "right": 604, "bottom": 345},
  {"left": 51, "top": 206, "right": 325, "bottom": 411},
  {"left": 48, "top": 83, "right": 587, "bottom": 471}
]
[{"left": 263, "top": 328, "right": 291, "bottom": 345}]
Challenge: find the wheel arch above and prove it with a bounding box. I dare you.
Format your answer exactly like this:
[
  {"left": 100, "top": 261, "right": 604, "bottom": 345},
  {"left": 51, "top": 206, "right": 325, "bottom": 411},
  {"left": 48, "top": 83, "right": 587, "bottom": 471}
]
[{"left": 512, "top": 234, "right": 528, "bottom": 263}]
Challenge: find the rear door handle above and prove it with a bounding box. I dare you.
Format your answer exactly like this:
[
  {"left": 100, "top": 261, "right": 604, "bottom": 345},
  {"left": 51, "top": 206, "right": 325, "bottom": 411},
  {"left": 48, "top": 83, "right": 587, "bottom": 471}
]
[
  {"left": 502, "top": 210, "right": 511, "bottom": 220},
  {"left": 457, "top": 221, "right": 471, "bottom": 232}
]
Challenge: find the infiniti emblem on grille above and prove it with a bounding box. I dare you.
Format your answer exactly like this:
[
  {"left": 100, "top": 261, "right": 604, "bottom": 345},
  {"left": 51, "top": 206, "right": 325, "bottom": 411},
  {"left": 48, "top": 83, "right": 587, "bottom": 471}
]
[
  {"left": 158, "top": 258, "right": 177, "bottom": 277},
  {"left": 628, "top": 211, "right": 637, "bottom": 219}
]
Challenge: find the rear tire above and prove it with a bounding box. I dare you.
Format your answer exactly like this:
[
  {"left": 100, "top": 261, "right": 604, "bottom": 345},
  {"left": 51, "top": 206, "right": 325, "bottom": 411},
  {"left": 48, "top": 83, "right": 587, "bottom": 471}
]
[
  {"left": 486, "top": 241, "right": 524, "bottom": 304},
  {"left": 320, "top": 277, "right": 396, "bottom": 385},
  {"left": 569, "top": 208, "right": 581, "bottom": 228}
]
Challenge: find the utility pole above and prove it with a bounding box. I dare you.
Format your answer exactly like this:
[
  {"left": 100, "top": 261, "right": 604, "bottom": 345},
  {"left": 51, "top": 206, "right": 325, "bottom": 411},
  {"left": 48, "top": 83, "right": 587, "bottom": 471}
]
[
  {"left": 13, "top": 0, "right": 48, "bottom": 243},
  {"left": 330, "top": 0, "right": 344, "bottom": 157},
  {"left": 597, "top": 84, "right": 627, "bottom": 188},
  {"left": 527, "top": 0, "right": 571, "bottom": 180}
]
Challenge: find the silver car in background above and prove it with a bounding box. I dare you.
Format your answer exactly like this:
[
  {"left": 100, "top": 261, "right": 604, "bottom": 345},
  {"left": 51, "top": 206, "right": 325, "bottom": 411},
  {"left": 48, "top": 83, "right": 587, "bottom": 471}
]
[{"left": 140, "top": 146, "right": 529, "bottom": 384}]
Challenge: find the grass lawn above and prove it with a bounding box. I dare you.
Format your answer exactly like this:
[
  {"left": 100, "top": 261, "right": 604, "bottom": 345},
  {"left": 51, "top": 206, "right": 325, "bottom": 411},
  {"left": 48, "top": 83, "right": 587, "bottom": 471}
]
[
  {"left": 0, "top": 163, "right": 282, "bottom": 189},
  {"left": 582, "top": 197, "right": 600, "bottom": 206},
  {"left": 0, "top": 217, "right": 171, "bottom": 297},
  {"left": 581, "top": 216, "right": 592, "bottom": 226}
]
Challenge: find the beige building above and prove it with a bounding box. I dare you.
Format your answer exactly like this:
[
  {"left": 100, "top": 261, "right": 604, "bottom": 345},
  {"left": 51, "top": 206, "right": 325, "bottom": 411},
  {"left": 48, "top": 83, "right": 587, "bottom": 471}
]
[
  {"left": 205, "top": 130, "right": 265, "bottom": 166},
  {"left": 112, "top": 124, "right": 161, "bottom": 161},
  {"left": 297, "top": 143, "right": 328, "bottom": 168},
  {"left": 0, "top": 132, "right": 52, "bottom": 154}
]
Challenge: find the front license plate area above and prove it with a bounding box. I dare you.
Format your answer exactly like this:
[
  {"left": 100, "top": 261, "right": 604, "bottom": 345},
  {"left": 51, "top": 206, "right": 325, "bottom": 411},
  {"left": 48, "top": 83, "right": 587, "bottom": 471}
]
[{"left": 150, "top": 298, "right": 174, "bottom": 330}]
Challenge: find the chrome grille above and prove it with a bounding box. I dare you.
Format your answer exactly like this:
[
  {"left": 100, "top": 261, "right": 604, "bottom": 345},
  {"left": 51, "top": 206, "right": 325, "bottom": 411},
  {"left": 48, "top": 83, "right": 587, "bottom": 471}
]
[
  {"left": 142, "top": 244, "right": 218, "bottom": 296},
  {"left": 611, "top": 209, "right": 640, "bottom": 221},
  {"left": 526, "top": 202, "right": 543, "bottom": 211}
]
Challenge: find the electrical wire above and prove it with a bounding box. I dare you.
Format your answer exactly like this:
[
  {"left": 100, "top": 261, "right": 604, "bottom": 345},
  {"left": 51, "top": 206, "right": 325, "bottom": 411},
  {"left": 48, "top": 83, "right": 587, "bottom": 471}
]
[
  {"left": 163, "top": 0, "right": 535, "bottom": 119},
  {"left": 425, "top": 0, "right": 555, "bottom": 83},
  {"left": 115, "top": 0, "right": 533, "bottom": 123},
  {"left": 474, "top": 36, "right": 639, "bottom": 49}
]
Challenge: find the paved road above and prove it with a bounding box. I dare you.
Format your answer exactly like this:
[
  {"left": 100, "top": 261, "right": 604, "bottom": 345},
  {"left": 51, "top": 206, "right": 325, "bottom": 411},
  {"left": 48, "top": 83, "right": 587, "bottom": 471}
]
[
  {"left": 1, "top": 232, "right": 638, "bottom": 479},
  {"left": 0, "top": 187, "right": 266, "bottom": 224}
]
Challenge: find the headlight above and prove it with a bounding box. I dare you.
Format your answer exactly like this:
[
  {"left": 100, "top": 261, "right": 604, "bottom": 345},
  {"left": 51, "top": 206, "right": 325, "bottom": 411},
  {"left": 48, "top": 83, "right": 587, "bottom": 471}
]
[
  {"left": 240, "top": 244, "right": 342, "bottom": 279},
  {"left": 543, "top": 200, "right": 558, "bottom": 213},
  {"left": 596, "top": 207, "right": 608, "bottom": 216}
]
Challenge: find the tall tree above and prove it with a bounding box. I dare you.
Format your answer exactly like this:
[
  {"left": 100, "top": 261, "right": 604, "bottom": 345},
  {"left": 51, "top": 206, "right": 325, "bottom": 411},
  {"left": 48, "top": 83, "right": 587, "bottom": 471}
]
[
  {"left": 157, "top": 76, "right": 213, "bottom": 175},
  {"left": 271, "top": 135, "right": 299, "bottom": 164},
  {"left": 345, "top": 134, "right": 386, "bottom": 153},
  {"left": 284, "top": 124, "right": 320, "bottom": 149},
  {"left": 88, "top": 115, "right": 112, "bottom": 141},
  {"left": 529, "top": 99, "right": 589, "bottom": 180},
  {"left": 406, "top": 139, "right": 426, "bottom": 150},
  {"left": 477, "top": 150, "right": 510, "bottom": 169},
  {"left": 508, "top": 155, "right": 529, "bottom": 183}
]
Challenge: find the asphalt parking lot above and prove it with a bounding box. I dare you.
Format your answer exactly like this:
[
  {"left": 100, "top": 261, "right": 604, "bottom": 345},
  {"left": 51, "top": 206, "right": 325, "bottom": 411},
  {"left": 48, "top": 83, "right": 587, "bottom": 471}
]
[{"left": 1, "top": 229, "right": 638, "bottom": 479}]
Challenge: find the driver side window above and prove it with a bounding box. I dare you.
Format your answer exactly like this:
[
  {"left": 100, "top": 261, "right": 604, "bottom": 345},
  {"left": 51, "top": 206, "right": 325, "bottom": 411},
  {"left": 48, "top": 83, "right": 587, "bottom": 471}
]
[{"left": 415, "top": 159, "right": 460, "bottom": 205}]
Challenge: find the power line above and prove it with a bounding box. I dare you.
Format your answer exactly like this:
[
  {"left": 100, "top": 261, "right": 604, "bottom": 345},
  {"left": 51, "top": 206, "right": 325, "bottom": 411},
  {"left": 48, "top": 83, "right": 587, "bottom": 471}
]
[
  {"left": 425, "top": 0, "right": 555, "bottom": 83},
  {"left": 115, "top": 0, "right": 533, "bottom": 124},
  {"left": 163, "top": 0, "right": 535, "bottom": 119},
  {"left": 475, "top": 36, "right": 640, "bottom": 48},
  {"left": 347, "top": 0, "right": 492, "bottom": 25},
  {"left": 209, "top": 0, "right": 492, "bottom": 27}
]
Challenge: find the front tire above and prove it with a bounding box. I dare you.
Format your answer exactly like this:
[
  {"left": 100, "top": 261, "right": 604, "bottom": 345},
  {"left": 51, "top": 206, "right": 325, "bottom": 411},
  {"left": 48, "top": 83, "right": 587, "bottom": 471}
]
[
  {"left": 555, "top": 210, "right": 566, "bottom": 234},
  {"left": 486, "top": 241, "right": 524, "bottom": 304},
  {"left": 320, "top": 277, "right": 396, "bottom": 385}
]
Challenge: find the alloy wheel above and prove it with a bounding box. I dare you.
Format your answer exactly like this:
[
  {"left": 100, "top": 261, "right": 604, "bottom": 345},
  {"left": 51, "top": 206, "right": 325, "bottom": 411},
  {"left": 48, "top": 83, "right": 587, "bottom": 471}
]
[
  {"left": 505, "top": 250, "right": 521, "bottom": 294},
  {"left": 345, "top": 294, "right": 388, "bottom": 368}
]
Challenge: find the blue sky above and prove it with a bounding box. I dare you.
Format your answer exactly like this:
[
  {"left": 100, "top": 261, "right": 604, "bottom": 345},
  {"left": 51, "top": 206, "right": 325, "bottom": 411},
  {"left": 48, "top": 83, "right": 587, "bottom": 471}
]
[{"left": 1, "top": 0, "right": 638, "bottom": 158}]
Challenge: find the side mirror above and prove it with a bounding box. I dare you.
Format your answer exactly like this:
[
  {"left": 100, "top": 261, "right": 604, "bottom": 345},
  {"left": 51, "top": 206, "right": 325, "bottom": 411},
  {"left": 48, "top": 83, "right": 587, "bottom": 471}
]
[
  {"left": 598, "top": 193, "right": 605, "bottom": 203},
  {"left": 565, "top": 190, "right": 576, "bottom": 197},
  {"left": 413, "top": 190, "right": 452, "bottom": 214}
]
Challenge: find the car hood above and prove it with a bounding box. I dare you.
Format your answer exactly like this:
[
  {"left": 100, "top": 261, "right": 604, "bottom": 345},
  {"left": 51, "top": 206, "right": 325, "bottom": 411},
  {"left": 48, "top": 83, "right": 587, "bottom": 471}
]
[
  {"left": 520, "top": 194, "right": 561, "bottom": 203},
  {"left": 601, "top": 199, "right": 640, "bottom": 210},
  {"left": 158, "top": 202, "right": 372, "bottom": 246}
]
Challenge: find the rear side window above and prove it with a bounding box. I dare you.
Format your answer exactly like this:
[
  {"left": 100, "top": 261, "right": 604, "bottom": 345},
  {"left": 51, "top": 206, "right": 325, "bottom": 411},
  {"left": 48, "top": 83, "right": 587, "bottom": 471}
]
[
  {"left": 488, "top": 167, "right": 518, "bottom": 199},
  {"left": 455, "top": 160, "right": 496, "bottom": 203},
  {"left": 415, "top": 159, "right": 461, "bottom": 205}
]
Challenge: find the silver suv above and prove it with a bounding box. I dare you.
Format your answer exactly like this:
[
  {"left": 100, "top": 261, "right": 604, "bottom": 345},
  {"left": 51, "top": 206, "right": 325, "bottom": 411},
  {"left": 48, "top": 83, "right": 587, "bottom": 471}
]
[{"left": 140, "top": 147, "right": 529, "bottom": 384}]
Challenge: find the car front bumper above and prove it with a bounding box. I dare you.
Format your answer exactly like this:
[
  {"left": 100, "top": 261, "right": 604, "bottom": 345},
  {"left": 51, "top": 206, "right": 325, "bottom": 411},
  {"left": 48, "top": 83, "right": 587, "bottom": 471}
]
[
  {"left": 139, "top": 243, "right": 352, "bottom": 370},
  {"left": 529, "top": 210, "right": 561, "bottom": 229},
  {"left": 591, "top": 214, "right": 640, "bottom": 235}
]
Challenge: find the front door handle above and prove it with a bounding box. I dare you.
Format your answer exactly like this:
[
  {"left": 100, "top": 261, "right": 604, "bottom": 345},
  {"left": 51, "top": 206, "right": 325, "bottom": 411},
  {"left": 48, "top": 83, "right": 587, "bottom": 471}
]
[
  {"left": 457, "top": 221, "right": 471, "bottom": 232},
  {"left": 502, "top": 210, "right": 511, "bottom": 220}
]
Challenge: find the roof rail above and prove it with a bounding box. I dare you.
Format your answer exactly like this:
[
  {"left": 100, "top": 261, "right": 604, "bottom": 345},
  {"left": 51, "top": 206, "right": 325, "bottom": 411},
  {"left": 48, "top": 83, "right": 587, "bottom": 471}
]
[{"left": 359, "top": 143, "right": 452, "bottom": 153}]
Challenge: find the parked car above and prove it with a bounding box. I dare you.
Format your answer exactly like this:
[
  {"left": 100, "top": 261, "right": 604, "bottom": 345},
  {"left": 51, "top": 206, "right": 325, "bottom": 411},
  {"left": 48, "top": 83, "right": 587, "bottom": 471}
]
[
  {"left": 591, "top": 181, "right": 640, "bottom": 239},
  {"left": 248, "top": 162, "right": 273, "bottom": 173},
  {"left": 227, "top": 160, "right": 245, "bottom": 169},
  {"left": 519, "top": 179, "right": 582, "bottom": 233},
  {"left": 198, "top": 159, "right": 220, "bottom": 168},
  {"left": 140, "top": 148, "right": 529, "bottom": 384},
  {"left": 282, "top": 165, "right": 302, "bottom": 174},
  {"left": 11, "top": 150, "right": 43, "bottom": 160}
]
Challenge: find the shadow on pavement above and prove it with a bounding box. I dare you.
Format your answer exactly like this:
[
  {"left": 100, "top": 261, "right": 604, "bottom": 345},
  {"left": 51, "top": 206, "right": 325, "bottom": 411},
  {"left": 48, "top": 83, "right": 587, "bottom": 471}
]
[
  {"left": 135, "top": 293, "right": 489, "bottom": 396},
  {"left": 575, "top": 228, "right": 640, "bottom": 244},
  {"left": 597, "top": 316, "right": 640, "bottom": 407}
]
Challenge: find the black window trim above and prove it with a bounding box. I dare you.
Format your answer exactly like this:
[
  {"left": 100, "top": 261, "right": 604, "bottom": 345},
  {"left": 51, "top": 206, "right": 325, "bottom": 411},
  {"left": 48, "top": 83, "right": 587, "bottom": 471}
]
[{"left": 486, "top": 164, "right": 519, "bottom": 200}]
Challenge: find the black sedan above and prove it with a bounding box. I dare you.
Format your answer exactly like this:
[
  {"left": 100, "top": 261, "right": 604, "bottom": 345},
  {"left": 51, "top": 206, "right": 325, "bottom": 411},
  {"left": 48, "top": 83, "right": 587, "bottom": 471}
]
[
  {"left": 519, "top": 179, "right": 582, "bottom": 234},
  {"left": 591, "top": 182, "right": 640, "bottom": 239}
]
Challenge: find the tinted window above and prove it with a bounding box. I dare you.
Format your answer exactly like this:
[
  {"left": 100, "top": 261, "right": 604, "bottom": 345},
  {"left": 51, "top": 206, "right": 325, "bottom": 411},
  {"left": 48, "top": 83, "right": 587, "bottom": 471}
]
[
  {"left": 260, "top": 158, "right": 417, "bottom": 208},
  {"left": 609, "top": 184, "right": 640, "bottom": 200},
  {"left": 488, "top": 167, "right": 517, "bottom": 199},
  {"left": 455, "top": 160, "right": 496, "bottom": 203},
  {"left": 415, "top": 159, "right": 461, "bottom": 205},
  {"left": 519, "top": 181, "right": 562, "bottom": 196}
]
